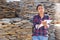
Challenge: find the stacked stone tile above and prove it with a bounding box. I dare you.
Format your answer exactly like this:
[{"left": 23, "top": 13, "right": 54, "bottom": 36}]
[
  {"left": 53, "top": 4, "right": 60, "bottom": 40},
  {"left": 0, "top": 18, "right": 33, "bottom": 40},
  {"left": 0, "top": 0, "right": 20, "bottom": 18}
]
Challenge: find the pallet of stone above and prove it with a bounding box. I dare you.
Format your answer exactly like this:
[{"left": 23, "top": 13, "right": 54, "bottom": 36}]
[
  {"left": 0, "top": 22, "right": 32, "bottom": 40},
  {"left": 0, "top": 1, "right": 20, "bottom": 18}
]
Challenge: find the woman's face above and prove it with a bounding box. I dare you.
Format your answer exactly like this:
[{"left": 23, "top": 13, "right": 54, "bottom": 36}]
[{"left": 37, "top": 6, "right": 44, "bottom": 14}]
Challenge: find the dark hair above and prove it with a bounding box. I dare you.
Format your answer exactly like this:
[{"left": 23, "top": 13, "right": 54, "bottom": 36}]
[{"left": 36, "top": 4, "right": 44, "bottom": 10}]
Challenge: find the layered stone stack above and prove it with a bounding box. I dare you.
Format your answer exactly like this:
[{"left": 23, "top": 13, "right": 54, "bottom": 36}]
[
  {"left": 0, "top": 0, "right": 20, "bottom": 18},
  {"left": 19, "top": 0, "right": 36, "bottom": 18},
  {"left": 0, "top": 18, "right": 33, "bottom": 40},
  {"left": 53, "top": 3, "right": 60, "bottom": 40}
]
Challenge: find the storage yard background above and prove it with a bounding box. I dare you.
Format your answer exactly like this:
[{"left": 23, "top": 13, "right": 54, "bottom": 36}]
[{"left": 0, "top": 0, "right": 60, "bottom": 40}]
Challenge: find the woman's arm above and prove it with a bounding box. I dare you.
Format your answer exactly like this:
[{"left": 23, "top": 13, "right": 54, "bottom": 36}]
[{"left": 33, "top": 16, "right": 42, "bottom": 29}]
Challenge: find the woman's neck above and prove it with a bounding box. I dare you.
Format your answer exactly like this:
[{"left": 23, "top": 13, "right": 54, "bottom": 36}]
[{"left": 39, "top": 13, "right": 44, "bottom": 19}]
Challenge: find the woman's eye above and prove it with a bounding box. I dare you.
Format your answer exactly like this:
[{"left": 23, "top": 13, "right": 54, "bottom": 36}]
[{"left": 38, "top": 8, "right": 43, "bottom": 10}]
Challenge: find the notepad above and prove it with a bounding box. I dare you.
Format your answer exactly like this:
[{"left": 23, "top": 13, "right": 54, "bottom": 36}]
[{"left": 44, "top": 20, "right": 52, "bottom": 24}]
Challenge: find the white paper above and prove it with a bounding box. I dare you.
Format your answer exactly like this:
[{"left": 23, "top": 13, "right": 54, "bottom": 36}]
[
  {"left": 36, "top": 24, "right": 43, "bottom": 29},
  {"left": 44, "top": 20, "right": 52, "bottom": 24}
]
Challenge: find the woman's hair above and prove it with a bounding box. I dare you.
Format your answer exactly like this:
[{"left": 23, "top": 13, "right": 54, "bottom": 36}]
[{"left": 36, "top": 4, "right": 44, "bottom": 10}]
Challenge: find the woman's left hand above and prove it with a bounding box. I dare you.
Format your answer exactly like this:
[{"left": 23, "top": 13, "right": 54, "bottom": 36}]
[{"left": 41, "top": 21, "right": 47, "bottom": 26}]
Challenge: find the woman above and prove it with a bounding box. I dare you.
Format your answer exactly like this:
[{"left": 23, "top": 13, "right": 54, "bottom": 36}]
[{"left": 32, "top": 4, "right": 50, "bottom": 40}]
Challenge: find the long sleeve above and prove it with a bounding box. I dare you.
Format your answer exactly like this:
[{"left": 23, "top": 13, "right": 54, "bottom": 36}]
[
  {"left": 33, "top": 16, "right": 38, "bottom": 28},
  {"left": 33, "top": 16, "right": 42, "bottom": 29}
]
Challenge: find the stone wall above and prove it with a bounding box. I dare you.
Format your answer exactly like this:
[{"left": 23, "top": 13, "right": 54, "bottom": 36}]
[{"left": 0, "top": 18, "right": 33, "bottom": 40}]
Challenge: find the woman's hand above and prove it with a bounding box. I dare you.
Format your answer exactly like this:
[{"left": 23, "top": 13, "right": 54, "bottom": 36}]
[{"left": 41, "top": 21, "right": 47, "bottom": 27}]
